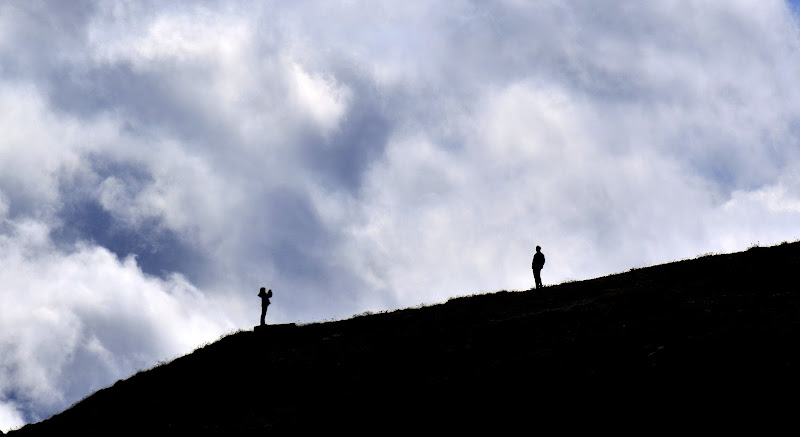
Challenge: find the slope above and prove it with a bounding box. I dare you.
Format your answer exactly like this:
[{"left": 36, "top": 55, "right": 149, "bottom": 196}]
[{"left": 9, "top": 241, "right": 800, "bottom": 435}]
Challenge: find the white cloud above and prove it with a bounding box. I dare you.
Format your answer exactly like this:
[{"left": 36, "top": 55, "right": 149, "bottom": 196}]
[
  {"left": 0, "top": 402, "right": 24, "bottom": 434},
  {"left": 0, "top": 84, "right": 116, "bottom": 211},
  {"left": 88, "top": 4, "right": 250, "bottom": 68},
  {"left": 0, "top": 217, "right": 233, "bottom": 428},
  {"left": 289, "top": 62, "right": 352, "bottom": 132}
]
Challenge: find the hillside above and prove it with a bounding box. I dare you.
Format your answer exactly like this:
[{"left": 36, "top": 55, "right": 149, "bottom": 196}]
[{"left": 9, "top": 241, "right": 800, "bottom": 435}]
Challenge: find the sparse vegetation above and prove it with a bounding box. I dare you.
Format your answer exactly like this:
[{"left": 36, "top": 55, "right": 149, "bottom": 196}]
[{"left": 696, "top": 252, "right": 717, "bottom": 259}]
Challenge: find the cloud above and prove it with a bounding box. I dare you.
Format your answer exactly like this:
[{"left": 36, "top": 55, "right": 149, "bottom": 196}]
[
  {"left": 3, "top": 0, "right": 800, "bottom": 431},
  {"left": 0, "top": 402, "right": 24, "bottom": 435},
  {"left": 0, "top": 83, "right": 115, "bottom": 214},
  {"left": 288, "top": 62, "right": 352, "bottom": 132},
  {"left": 0, "top": 215, "right": 233, "bottom": 426}
]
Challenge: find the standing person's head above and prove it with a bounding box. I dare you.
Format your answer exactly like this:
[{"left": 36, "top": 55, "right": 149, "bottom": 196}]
[
  {"left": 536, "top": 245, "right": 541, "bottom": 252},
  {"left": 260, "top": 287, "right": 266, "bottom": 294}
]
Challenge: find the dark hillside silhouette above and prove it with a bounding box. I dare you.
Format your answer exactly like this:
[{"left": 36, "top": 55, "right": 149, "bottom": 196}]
[{"left": 9, "top": 241, "right": 800, "bottom": 435}]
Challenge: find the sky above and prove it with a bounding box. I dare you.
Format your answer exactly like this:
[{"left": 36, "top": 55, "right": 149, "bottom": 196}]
[{"left": 2, "top": 0, "right": 800, "bottom": 430}]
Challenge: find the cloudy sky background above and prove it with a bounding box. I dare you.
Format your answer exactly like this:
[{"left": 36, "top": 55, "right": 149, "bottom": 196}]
[{"left": 3, "top": 0, "right": 800, "bottom": 430}]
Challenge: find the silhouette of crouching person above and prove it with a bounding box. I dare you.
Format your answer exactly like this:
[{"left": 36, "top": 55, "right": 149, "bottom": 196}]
[{"left": 258, "top": 287, "right": 272, "bottom": 325}]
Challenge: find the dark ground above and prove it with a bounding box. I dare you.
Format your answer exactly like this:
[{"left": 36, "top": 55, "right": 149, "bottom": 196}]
[{"left": 9, "top": 241, "right": 800, "bottom": 435}]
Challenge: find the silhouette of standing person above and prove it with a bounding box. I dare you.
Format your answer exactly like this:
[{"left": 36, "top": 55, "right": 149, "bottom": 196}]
[
  {"left": 532, "top": 246, "right": 545, "bottom": 289},
  {"left": 258, "top": 287, "right": 272, "bottom": 325}
]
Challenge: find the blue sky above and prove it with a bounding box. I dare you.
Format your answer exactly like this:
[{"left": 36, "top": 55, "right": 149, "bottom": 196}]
[{"left": 2, "top": 0, "right": 800, "bottom": 430}]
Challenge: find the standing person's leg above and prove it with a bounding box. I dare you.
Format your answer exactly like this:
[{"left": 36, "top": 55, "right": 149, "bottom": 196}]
[
  {"left": 260, "top": 306, "right": 267, "bottom": 325},
  {"left": 534, "top": 269, "right": 542, "bottom": 289}
]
